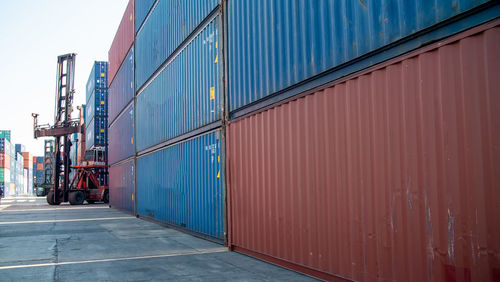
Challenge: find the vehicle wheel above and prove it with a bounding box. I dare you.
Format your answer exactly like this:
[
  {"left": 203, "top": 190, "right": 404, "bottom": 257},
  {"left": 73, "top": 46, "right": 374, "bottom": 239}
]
[
  {"left": 47, "top": 191, "right": 61, "bottom": 205},
  {"left": 103, "top": 190, "right": 109, "bottom": 204},
  {"left": 69, "top": 191, "right": 85, "bottom": 205},
  {"left": 86, "top": 200, "right": 96, "bottom": 204}
]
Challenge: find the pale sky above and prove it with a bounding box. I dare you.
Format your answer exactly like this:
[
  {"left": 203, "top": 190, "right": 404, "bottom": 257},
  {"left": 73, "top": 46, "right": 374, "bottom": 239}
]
[{"left": 0, "top": 0, "right": 128, "bottom": 156}]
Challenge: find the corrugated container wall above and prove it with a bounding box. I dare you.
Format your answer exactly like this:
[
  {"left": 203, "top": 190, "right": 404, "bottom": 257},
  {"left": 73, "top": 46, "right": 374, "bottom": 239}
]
[
  {"left": 137, "top": 130, "right": 224, "bottom": 242},
  {"left": 108, "top": 0, "right": 134, "bottom": 85},
  {"left": 135, "top": 0, "right": 220, "bottom": 89},
  {"left": 86, "top": 116, "right": 108, "bottom": 150},
  {"left": 109, "top": 46, "right": 134, "bottom": 124},
  {"left": 108, "top": 103, "right": 134, "bottom": 165},
  {"left": 86, "top": 62, "right": 109, "bottom": 102},
  {"left": 135, "top": 0, "right": 156, "bottom": 33},
  {"left": 136, "top": 17, "right": 222, "bottom": 152},
  {"left": 227, "top": 23, "right": 500, "bottom": 281},
  {"left": 109, "top": 158, "right": 135, "bottom": 214},
  {"left": 86, "top": 89, "right": 109, "bottom": 122},
  {"left": 226, "top": 0, "right": 491, "bottom": 113}
]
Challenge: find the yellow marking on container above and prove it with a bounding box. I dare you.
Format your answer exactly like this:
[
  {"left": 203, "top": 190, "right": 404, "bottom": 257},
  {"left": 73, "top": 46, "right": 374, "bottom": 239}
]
[
  {"left": 218, "top": 156, "right": 220, "bottom": 163},
  {"left": 100, "top": 129, "right": 105, "bottom": 133},
  {"left": 101, "top": 73, "right": 105, "bottom": 77},
  {"left": 217, "top": 171, "right": 220, "bottom": 178},
  {"left": 215, "top": 42, "right": 218, "bottom": 49},
  {"left": 101, "top": 101, "right": 105, "bottom": 104},
  {"left": 131, "top": 81, "right": 134, "bottom": 89},
  {"left": 131, "top": 137, "right": 134, "bottom": 144},
  {"left": 132, "top": 194, "right": 134, "bottom": 201},
  {"left": 130, "top": 14, "right": 133, "bottom": 21},
  {"left": 214, "top": 54, "right": 218, "bottom": 64},
  {"left": 210, "top": 87, "right": 215, "bottom": 100}
]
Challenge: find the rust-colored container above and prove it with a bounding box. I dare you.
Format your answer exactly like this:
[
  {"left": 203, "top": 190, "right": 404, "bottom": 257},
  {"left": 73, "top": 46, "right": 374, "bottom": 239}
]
[
  {"left": 21, "top": 152, "right": 33, "bottom": 169},
  {"left": 227, "top": 22, "right": 500, "bottom": 282},
  {"left": 108, "top": 0, "right": 134, "bottom": 85},
  {"left": 0, "top": 153, "right": 10, "bottom": 169}
]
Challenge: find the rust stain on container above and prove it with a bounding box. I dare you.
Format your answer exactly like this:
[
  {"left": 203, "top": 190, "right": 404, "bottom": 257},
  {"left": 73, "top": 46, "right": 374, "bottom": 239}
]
[{"left": 227, "top": 22, "right": 500, "bottom": 281}]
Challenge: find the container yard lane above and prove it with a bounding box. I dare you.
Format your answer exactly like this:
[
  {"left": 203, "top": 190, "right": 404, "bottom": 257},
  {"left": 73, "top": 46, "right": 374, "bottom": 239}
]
[{"left": 0, "top": 196, "right": 317, "bottom": 282}]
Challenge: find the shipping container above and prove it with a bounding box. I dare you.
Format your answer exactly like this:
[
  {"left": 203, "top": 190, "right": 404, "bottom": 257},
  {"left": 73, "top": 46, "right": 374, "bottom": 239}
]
[
  {"left": 86, "top": 88, "right": 109, "bottom": 122},
  {"left": 0, "top": 130, "right": 11, "bottom": 142},
  {"left": 227, "top": 22, "right": 500, "bottom": 281},
  {"left": 109, "top": 46, "right": 134, "bottom": 124},
  {"left": 86, "top": 61, "right": 109, "bottom": 102},
  {"left": 0, "top": 153, "right": 10, "bottom": 169},
  {"left": 136, "top": 17, "right": 222, "bottom": 152},
  {"left": 21, "top": 152, "right": 33, "bottom": 169},
  {"left": 0, "top": 168, "right": 9, "bottom": 183},
  {"left": 109, "top": 158, "right": 135, "bottom": 214},
  {"left": 137, "top": 130, "right": 224, "bottom": 242},
  {"left": 135, "top": 0, "right": 219, "bottom": 89},
  {"left": 226, "top": 0, "right": 496, "bottom": 114},
  {"left": 109, "top": 103, "right": 134, "bottom": 165},
  {"left": 108, "top": 0, "right": 134, "bottom": 85},
  {"left": 86, "top": 116, "right": 108, "bottom": 150},
  {"left": 15, "top": 144, "right": 25, "bottom": 155},
  {"left": 135, "top": 0, "right": 156, "bottom": 33},
  {"left": 0, "top": 138, "right": 10, "bottom": 154}
]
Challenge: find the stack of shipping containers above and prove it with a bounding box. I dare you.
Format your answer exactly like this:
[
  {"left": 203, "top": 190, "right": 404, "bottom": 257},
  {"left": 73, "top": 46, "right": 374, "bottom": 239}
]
[
  {"left": 21, "top": 152, "right": 33, "bottom": 195},
  {"left": 0, "top": 137, "right": 11, "bottom": 197},
  {"left": 86, "top": 61, "right": 109, "bottom": 186},
  {"left": 33, "top": 157, "right": 44, "bottom": 185},
  {"left": 68, "top": 133, "right": 79, "bottom": 182},
  {"left": 14, "top": 152, "right": 23, "bottom": 195},
  {"left": 108, "top": 0, "right": 135, "bottom": 214},
  {"left": 133, "top": 0, "right": 224, "bottom": 242},
  {"left": 105, "top": 1, "right": 500, "bottom": 280},
  {"left": 224, "top": 1, "right": 500, "bottom": 281}
]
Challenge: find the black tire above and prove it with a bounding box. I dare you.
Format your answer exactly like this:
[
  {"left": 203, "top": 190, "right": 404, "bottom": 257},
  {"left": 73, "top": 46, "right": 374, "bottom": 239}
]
[
  {"left": 47, "top": 191, "right": 61, "bottom": 205},
  {"left": 103, "top": 190, "right": 109, "bottom": 204},
  {"left": 69, "top": 191, "right": 85, "bottom": 205}
]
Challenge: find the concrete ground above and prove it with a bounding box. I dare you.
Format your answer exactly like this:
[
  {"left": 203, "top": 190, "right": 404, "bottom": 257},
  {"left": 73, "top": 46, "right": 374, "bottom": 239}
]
[{"left": 0, "top": 196, "right": 317, "bottom": 282}]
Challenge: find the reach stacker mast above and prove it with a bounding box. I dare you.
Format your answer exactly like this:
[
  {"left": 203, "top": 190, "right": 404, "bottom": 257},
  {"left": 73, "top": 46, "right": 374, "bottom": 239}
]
[{"left": 32, "top": 53, "right": 108, "bottom": 205}]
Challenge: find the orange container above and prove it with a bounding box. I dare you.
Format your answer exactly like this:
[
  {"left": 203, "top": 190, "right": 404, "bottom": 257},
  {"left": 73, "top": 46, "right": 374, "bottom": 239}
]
[
  {"left": 21, "top": 152, "right": 33, "bottom": 169},
  {"left": 0, "top": 153, "right": 10, "bottom": 169}
]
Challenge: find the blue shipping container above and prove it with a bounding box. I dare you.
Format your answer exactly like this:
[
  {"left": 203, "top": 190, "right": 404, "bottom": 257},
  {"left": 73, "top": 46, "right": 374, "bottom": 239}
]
[
  {"left": 109, "top": 103, "right": 134, "bottom": 165},
  {"left": 110, "top": 158, "right": 135, "bottom": 214},
  {"left": 136, "top": 17, "right": 222, "bottom": 152},
  {"left": 135, "top": 0, "right": 156, "bottom": 33},
  {"left": 82, "top": 104, "right": 87, "bottom": 124},
  {"left": 109, "top": 46, "right": 134, "bottom": 124},
  {"left": 86, "top": 116, "right": 108, "bottom": 150},
  {"left": 137, "top": 130, "right": 223, "bottom": 242},
  {"left": 135, "top": 0, "right": 220, "bottom": 89},
  {"left": 0, "top": 138, "right": 10, "bottom": 154},
  {"left": 226, "top": 0, "right": 492, "bottom": 112},
  {"left": 86, "top": 61, "right": 109, "bottom": 103},
  {"left": 86, "top": 88, "right": 108, "bottom": 123},
  {"left": 15, "top": 144, "right": 25, "bottom": 154}
]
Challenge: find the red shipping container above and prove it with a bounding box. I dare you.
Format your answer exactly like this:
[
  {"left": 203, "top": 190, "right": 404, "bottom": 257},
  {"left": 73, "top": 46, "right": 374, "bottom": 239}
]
[
  {"left": 108, "top": 0, "right": 134, "bottom": 85},
  {"left": 0, "top": 153, "right": 10, "bottom": 169},
  {"left": 36, "top": 163, "right": 43, "bottom": 170},
  {"left": 227, "top": 22, "right": 500, "bottom": 281}
]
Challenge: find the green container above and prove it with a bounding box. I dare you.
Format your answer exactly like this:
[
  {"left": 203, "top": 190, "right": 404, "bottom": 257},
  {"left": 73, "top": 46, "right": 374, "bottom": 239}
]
[
  {"left": 0, "top": 130, "right": 11, "bottom": 142},
  {"left": 0, "top": 168, "right": 5, "bottom": 182}
]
